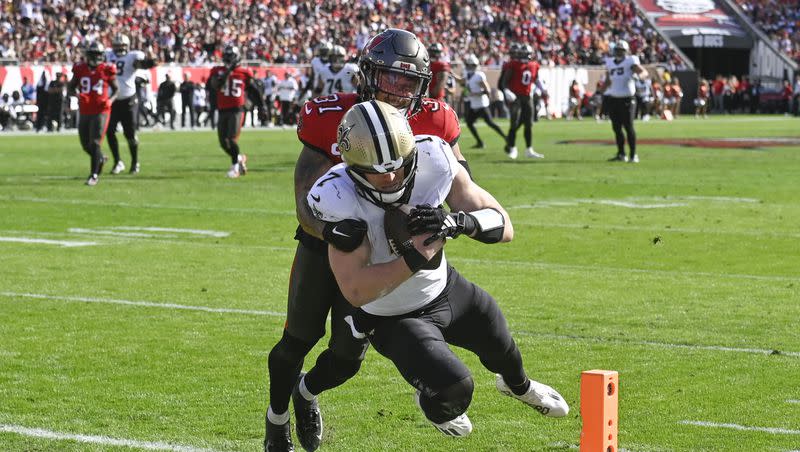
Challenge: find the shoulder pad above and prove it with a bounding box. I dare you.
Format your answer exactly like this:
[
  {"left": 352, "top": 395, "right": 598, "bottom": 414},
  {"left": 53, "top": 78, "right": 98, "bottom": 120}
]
[{"left": 306, "top": 166, "right": 358, "bottom": 222}]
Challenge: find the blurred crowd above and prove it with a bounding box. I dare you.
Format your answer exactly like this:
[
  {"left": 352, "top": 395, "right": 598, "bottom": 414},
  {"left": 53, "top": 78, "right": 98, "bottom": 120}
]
[
  {"left": 735, "top": 0, "right": 800, "bottom": 65},
  {"left": 1, "top": 0, "right": 685, "bottom": 68}
]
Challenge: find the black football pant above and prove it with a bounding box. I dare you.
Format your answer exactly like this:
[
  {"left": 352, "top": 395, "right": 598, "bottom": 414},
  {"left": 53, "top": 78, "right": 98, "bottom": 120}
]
[
  {"left": 107, "top": 96, "right": 139, "bottom": 166},
  {"left": 607, "top": 96, "right": 637, "bottom": 158},
  {"left": 466, "top": 107, "right": 505, "bottom": 146},
  {"left": 78, "top": 113, "right": 109, "bottom": 175},
  {"left": 507, "top": 95, "right": 533, "bottom": 149},
  {"left": 267, "top": 236, "right": 369, "bottom": 415},
  {"left": 365, "top": 266, "right": 527, "bottom": 422}
]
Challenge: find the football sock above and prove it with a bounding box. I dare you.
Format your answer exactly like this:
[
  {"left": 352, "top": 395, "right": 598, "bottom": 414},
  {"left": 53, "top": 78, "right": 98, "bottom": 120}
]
[
  {"left": 129, "top": 143, "right": 138, "bottom": 166},
  {"left": 267, "top": 406, "right": 290, "bottom": 425},
  {"left": 507, "top": 378, "right": 531, "bottom": 396},
  {"left": 297, "top": 376, "right": 315, "bottom": 401},
  {"left": 108, "top": 133, "right": 120, "bottom": 163}
]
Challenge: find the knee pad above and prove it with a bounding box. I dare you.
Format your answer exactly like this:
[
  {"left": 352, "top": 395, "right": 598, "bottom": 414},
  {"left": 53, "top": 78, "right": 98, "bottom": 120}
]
[
  {"left": 268, "top": 331, "right": 315, "bottom": 370},
  {"left": 419, "top": 376, "right": 474, "bottom": 424}
]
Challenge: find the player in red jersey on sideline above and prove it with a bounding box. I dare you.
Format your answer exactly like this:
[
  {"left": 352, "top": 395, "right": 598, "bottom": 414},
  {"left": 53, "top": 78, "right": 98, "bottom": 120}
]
[
  {"left": 68, "top": 41, "right": 119, "bottom": 186},
  {"left": 498, "top": 43, "right": 545, "bottom": 159},
  {"left": 207, "top": 44, "right": 266, "bottom": 178}
]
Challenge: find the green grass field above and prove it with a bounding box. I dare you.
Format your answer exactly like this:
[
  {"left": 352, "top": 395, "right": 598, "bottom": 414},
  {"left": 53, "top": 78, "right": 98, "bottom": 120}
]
[{"left": 1, "top": 116, "right": 799, "bottom": 451}]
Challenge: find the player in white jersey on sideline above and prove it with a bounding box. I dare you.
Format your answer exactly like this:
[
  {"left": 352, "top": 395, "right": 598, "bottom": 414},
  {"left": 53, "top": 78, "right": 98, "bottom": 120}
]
[
  {"left": 307, "top": 100, "right": 569, "bottom": 438},
  {"left": 603, "top": 40, "right": 648, "bottom": 163},
  {"left": 316, "top": 45, "right": 359, "bottom": 97},
  {"left": 462, "top": 54, "right": 506, "bottom": 149},
  {"left": 105, "top": 33, "right": 157, "bottom": 174},
  {"left": 309, "top": 41, "right": 332, "bottom": 98}
]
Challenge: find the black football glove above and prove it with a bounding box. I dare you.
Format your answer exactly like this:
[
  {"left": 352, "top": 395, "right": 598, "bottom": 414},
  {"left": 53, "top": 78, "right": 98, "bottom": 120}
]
[
  {"left": 408, "top": 204, "right": 476, "bottom": 245},
  {"left": 322, "top": 219, "right": 367, "bottom": 252}
]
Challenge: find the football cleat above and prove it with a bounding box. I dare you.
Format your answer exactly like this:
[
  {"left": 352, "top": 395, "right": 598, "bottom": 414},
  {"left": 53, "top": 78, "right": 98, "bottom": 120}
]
[
  {"left": 264, "top": 419, "right": 294, "bottom": 452},
  {"left": 525, "top": 147, "right": 544, "bottom": 159},
  {"left": 111, "top": 161, "right": 125, "bottom": 175},
  {"left": 608, "top": 154, "right": 628, "bottom": 162},
  {"left": 496, "top": 374, "right": 569, "bottom": 417},
  {"left": 629, "top": 155, "right": 639, "bottom": 163},
  {"left": 130, "top": 162, "right": 140, "bottom": 174},
  {"left": 226, "top": 163, "right": 240, "bottom": 178},
  {"left": 506, "top": 146, "right": 518, "bottom": 160},
  {"left": 292, "top": 373, "right": 322, "bottom": 451},
  {"left": 414, "top": 390, "right": 473, "bottom": 437},
  {"left": 238, "top": 153, "right": 248, "bottom": 175},
  {"left": 85, "top": 174, "right": 99, "bottom": 186}
]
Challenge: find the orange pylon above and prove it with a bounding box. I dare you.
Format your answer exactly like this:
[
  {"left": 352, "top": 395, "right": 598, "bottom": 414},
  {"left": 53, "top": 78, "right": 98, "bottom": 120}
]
[{"left": 580, "top": 370, "right": 619, "bottom": 452}]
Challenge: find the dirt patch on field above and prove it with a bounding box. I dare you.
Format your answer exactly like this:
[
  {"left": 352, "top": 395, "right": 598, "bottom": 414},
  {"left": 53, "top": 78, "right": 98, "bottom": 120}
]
[{"left": 559, "top": 137, "right": 800, "bottom": 149}]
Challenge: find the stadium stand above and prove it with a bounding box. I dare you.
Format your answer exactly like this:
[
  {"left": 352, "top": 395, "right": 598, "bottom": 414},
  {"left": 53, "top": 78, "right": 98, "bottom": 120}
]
[
  {"left": 0, "top": 0, "right": 684, "bottom": 68},
  {"left": 734, "top": 0, "right": 800, "bottom": 65}
]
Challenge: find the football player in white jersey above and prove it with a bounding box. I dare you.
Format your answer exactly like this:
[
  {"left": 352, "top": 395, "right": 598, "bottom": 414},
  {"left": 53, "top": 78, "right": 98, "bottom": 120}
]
[
  {"left": 462, "top": 54, "right": 506, "bottom": 149},
  {"left": 309, "top": 41, "right": 332, "bottom": 98},
  {"left": 603, "top": 40, "right": 648, "bottom": 163},
  {"left": 307, "top": 100, "right": 569, "bottom": 438},
  {"left": 105, "top": 33, "right": 157, "bottom": 174},
  {"left": 316, "top": 45, "right": 359, "bottom": 97}
]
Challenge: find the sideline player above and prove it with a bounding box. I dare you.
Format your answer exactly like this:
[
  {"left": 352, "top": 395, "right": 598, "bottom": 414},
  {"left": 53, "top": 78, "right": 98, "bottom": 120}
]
[
  {"left": 603, "top": 40, "right": 648, "bottom": 163},
  {"left": 463, "top": 54, "right": 506, "bottom": 148},
  {"left": 207, "top": 44, "right": 266, "bottom": 178},
  {"left": 498, "top": 43, "right": 544, "bottom": 159},
  {"left": 68, "top": 41, "right": 118, "bottom": 186},
  {"left": 428, "top": 43, "right": 458, "bottom": 101},
  {"left": 264, "top": 29, "right": 470, "bottom": 452},
  {"left": 316, "top": 45, "right": 359, "bottom": 97},
  {"left": 309, "top": 41, "right": 332, "bottom": 98},
  {"left": 105, "top": 33, "right": 157, "bottom": 174},
  {"left": 309, "top": 100, "right": 569, "bottom": 437}
]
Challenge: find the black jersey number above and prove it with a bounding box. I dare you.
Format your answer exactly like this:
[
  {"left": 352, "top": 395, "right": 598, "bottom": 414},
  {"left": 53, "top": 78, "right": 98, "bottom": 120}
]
[{"left": 325, "top": 79, "right": 343, "bottom": 94}]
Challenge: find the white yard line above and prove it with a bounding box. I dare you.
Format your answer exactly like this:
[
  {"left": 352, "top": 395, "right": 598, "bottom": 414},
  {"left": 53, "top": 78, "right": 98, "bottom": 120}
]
[
  {"left": 0, "top": 236, "right": 97, "bottom": 247},
  {"left": 109, "top": 227, "right": 230, "bottom": 237},
  {"left": 0, "top": 292, "right": 285, "bottom": 317},
  {"left": 511, "top": 220, "right": 800, "bottom": 239},
  {"left": 68, "top": 228, "right": 178, "bottom": 238},
  {"left": 3, "top": 291, "right": 794, "bottom": 358},
  {"left": 787, "top": 400, "right": 800, "bottom": 404},
  {"left": 452, "top": 257, "right": 800, "bottom": 283},
  {"left": 0, "top": 195, "right": 293, "bottom": 216},
  {"left": 0, "top": 423, "right": 226, "bottom": 452},
  {"left": 68, "top": 227, "right": 230, "bottom": 238},
  {"left": 679, "top": 420, "right": 800, "bottom": 435},
  {"left": 513, "top": 331, "right": 800, "bottom": 358}
]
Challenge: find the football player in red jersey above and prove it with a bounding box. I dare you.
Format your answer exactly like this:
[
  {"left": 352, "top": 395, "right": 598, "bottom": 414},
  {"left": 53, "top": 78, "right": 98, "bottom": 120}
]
[
  {"left": 498, "top": 43, "right": 545, "bottom": 160},
  {"left": 207, "top": 44, "right": 266, "bottom": 178},
  {"left": 264, "top": 29, "right": 470, "bottom": 452},
  {"left": 68, "top": 41, "right": 119, "bottom": 186},
  {"left": 428, "top": 42, "right": 458, "bottom": 101}
]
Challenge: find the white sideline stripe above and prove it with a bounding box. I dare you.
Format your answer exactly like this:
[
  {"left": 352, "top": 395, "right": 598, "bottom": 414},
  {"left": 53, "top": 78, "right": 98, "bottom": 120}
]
[
  {"left": 0, "top": 236, "right": 97, "bottom": 247},
  {"left": 0, "top": 423, "right": 224, "bottom": 452},
  {"left": 679, "top": 420, "right": 800, "bottom": 435},
  {"left": 452, "top": 257, "right": 800, "bottom": 283},
  {"left": 0, "top": 292, "right": 285, "bottom": 317},
  {"left": 0, "top": 195, "right": 294, "bottom": 216},
  {"left": 788, "top": 400, "right": 800, "bottom": 404},
  {"left": 512, "top": 331, "right": 800, "bottom": 358}
]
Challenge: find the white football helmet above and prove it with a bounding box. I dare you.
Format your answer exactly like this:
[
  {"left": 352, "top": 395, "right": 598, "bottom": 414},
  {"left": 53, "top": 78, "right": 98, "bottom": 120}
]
[{"left": 337, "top": 100, "right": 417, "bottom": 207}]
